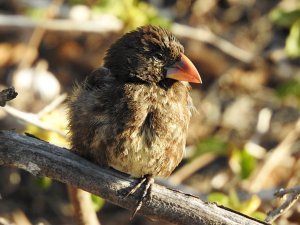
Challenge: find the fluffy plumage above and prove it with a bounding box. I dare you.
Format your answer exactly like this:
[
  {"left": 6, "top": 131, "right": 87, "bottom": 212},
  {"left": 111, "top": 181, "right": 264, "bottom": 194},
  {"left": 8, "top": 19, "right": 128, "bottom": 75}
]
[{"left": 68, "top": 25, "right": 200, "bottom": 178}]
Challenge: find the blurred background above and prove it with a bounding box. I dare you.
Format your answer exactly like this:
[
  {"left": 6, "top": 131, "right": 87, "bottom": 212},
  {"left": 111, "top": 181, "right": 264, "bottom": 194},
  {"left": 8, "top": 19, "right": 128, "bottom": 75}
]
[{"left": 0, "top": 0, "right": 300, "bottom": 224}]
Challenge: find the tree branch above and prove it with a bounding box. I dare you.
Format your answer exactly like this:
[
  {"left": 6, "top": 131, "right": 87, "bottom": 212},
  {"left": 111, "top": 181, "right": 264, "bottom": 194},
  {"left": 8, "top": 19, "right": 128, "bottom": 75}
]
[
  {"left": 0, "top": 15, "right": 122, "bottom": 34},
  {"left": 0, "top": 131, "right": 269, "bottom": 225}
]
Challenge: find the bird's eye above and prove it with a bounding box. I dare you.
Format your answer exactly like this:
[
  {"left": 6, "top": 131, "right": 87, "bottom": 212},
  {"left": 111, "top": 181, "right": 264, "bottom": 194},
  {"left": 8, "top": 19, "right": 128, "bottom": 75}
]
[{"left": 155, "top": 53, "right": 164, "bottom": 60}]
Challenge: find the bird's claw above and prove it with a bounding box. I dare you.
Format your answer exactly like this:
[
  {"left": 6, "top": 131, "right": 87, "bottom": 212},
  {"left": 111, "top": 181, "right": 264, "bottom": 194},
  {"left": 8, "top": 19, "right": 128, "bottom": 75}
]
[
  {"left": 124, "top": 177, "right": 148, "bottom": 198},
  {"left": 124, "top": 176, "right": 154, "bottom": 219}
]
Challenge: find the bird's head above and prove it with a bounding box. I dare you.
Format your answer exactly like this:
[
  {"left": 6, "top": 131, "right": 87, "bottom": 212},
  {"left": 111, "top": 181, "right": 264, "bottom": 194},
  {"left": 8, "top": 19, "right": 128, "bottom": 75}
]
[{"left": 104, "top": 25, "right": 201, "bottom": 86}]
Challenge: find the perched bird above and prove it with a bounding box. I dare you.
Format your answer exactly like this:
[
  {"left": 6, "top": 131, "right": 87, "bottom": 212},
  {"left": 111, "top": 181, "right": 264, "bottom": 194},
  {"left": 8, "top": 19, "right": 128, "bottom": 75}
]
[{"left": 68, "top": 25, "right": 201, "bottom": 216}]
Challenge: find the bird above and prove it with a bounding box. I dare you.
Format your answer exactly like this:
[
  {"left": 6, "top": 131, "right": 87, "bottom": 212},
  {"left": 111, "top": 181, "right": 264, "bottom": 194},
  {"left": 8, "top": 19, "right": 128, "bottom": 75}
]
[{"left": 68, "top": 25, "right": 202, "bottom": 217}]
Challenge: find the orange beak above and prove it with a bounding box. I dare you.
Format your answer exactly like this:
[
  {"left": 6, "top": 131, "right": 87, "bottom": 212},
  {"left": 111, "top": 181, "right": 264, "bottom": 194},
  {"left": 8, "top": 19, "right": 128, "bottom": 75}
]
[{"left": 166, "top": 53, "right": 202, "bottom": 84}]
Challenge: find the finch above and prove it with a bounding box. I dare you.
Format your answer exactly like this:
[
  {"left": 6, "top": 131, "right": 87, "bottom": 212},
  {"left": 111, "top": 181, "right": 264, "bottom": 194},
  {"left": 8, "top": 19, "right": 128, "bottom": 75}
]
[{"left": 68, "top": 25, "right": 201, "bottom": 216}]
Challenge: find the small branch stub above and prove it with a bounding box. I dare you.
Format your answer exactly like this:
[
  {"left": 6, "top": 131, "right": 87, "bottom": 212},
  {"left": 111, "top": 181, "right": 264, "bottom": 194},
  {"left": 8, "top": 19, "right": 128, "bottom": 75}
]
[{"left": 0, "top": 87, "right": 18, "bottom": 107}]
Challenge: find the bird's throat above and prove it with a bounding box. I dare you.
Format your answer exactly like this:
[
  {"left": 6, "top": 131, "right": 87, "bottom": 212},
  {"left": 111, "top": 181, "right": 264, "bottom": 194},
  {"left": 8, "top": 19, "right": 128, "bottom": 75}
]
[{"left": 157, "top": 78, "right": 177, "bottom": 90}]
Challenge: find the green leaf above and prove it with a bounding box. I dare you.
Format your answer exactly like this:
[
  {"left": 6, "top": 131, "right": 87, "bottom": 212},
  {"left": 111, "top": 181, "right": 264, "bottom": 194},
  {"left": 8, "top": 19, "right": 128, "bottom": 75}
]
[
  {"left": 276, "top": 79, "right": 300, "bottom": 98},
  {"left": 208, "top": 191, "right": 264, "bottom": 220},
  {"left": 91, "top": 194, "right": 105, "bottom": 212},
  {"left": 207, "top": 192, "right": 230, "bottom": 206},
  {"left": 239, "top": 150, "right": 256, "bottom": 179},
  {"left": 270, "top": 8, "right": 300, "bottom": 27},
  {"left": 228, "top": 189, "right": 240, "bottom": 209},
  {"left": 230, "top": 148, "right": 256, "bottom": 179},
  {"left": 251, "top": 211, "right": 267, "bottom": 221},
  {"left": 92, "top": 0, "right": 170, "bottom": 30},
  {"left": 193, "top": 138, "right": 227, "bottom": 159},
  {"left": 25, "top": 8, "right": 48, "bottom": 19},
  {"left": 286, "top": 18, "right": 300, "bottom": 57},
  {"left": 239, "top": 195, "right": 261, "bottom": 215},
  {"left": 33, "top": 177, "right": 52, "bottom": 189}
]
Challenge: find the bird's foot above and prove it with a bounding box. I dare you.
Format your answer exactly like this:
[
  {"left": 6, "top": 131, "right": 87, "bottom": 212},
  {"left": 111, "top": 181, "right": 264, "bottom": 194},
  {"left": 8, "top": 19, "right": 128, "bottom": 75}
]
[{"left": 125, "top": 176, "right": 154, "bottom": 219}]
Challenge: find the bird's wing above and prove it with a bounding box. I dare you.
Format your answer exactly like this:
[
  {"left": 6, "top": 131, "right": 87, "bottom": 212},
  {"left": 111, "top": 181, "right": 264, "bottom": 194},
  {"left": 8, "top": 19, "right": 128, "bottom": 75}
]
[{"left": 68, "top": 67, "right": 127, "bottom": 165}]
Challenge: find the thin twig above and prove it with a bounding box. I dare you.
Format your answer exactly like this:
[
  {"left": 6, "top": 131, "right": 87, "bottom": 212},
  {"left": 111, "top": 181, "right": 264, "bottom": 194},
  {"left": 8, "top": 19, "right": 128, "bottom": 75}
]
[
  {"left": 3, "top": 105, "right": 66, "bottom": 136},
  {"left": 169, "top": 153, "right": 217, "bottom": 185},
  {"left": 68, "top": 186, "right": 101, "bottom": 225},
  {"left": 171, "top": 23, "right": 254, "bottom": 63},
  {"left": 11, "top": 210, "right": 32, "bottom": 225},
  {"left": 0, "top": 15, "right": 123, "bottom": 33},
  {"left": 37, "top": 93, "right": 67, "bottom": 117},
  {"left": 249, "top": 118, "right": 300, "bottom": 192},
  {"left": 275, "top": 186, "right": 300, "bottom": 197},
  {"left": 265, "top": 186, "right": 300, "bottom": 223}
]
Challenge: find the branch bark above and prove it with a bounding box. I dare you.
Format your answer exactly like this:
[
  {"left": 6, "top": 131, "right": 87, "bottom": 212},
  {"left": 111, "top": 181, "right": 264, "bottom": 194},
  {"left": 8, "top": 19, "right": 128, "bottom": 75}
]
[{"left": 0, "top": 131, "right": 269, "bottom": 225}]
